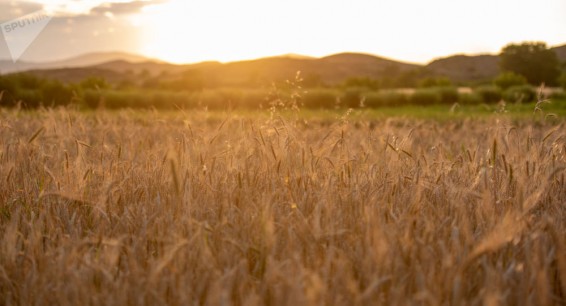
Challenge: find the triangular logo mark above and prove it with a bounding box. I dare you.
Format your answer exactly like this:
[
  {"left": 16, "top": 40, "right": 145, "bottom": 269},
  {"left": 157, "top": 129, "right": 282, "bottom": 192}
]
[{"left": 1, "top": 10, "right": 52, "bottom": 63}]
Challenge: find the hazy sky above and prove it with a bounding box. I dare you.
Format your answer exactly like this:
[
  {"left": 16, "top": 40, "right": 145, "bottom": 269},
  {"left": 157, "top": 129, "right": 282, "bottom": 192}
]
[{"left": 0, "top": 0, "right": 565, "bottom": 64}]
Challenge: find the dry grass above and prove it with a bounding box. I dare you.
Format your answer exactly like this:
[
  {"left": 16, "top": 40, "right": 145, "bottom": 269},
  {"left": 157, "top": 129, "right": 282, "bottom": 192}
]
[{"left": 0, "top": 107, "right": 565, "bottom": 305}]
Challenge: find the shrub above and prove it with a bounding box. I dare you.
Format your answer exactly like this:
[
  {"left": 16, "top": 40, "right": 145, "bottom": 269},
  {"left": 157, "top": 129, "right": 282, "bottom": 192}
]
[
  {"left": 0, "top": 73, "right": 72, "bottom": 108},
  {"left": 0, "top": 77, "right": 18, "bottom": 106},
  {"left": 302, "top": 89, "right": 339, "bottom": 109},
  {"left": 85, "top": 90, "right": 156, "bottom": 109},
  {"left": 436, "top": 87, "right": 459, "bottom": 104},
  {"left": 343, "top": 77, "right": 380, "bottom": 90},
  {"left": 494, "top": 72, "right": 527, "bottom": 90},
  {"left": 41, "top": 80, "right": 73, "bottom": 107},
  {"left": 503, "top": 85, "right": 536, "bottom": 103},
  {"left": 17, "top": 89, "right": 42, "bottom": 108},
  {"left": 211, "top": 89, "right": 245, "bottom": 110},
  {"left": 418, "top": 77, "right": 452, "bottom": 88},
  {"left": 458, "top": 92, "right": 483, "bottom": 105},
  {"left": 474, "top": 85, "right": 502, "bottom": 104},
  {"left": 194, "top": 90, "right": 214, "bottom": 109},
  {"left": 410, "top": 88, "right": 441, "bottom": 105},
  {"left": 364, "top": 91, "right": 409, "bottom": 108},
  {"left": 79, "top": 77, "right": 110, "bottom": 91},
  {"left": 197, "top": 89, "right": 236, "bottom": 110},
  {"left": 13, "top": 73, "right": 42, "bottom": 89},
  {"left": 548, "top": 90, "right": 566, "bottom": 100},
  {"left": 239, "top": 90, "right": 268, "bottom": 109},
  {"left": 82, "top": 89, "right": 103, "bottom": 108},
  {"left": 340, "top": 87, "right": 367, "bottom": 108},
  {"left": 151, "top": 91, "right": 195, "bottom": 109},
  {"left": 109, "top": 91, "right": 146, "bottom": 108}
]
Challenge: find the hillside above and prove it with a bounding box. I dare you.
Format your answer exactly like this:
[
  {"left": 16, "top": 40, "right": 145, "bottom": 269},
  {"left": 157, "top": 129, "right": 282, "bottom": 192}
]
[
  {"left": 93, "top": 60, "right": 190, "bottom": 75},
  {"left": 426, "top": 54, "right": 500, "bottom": 82},
  {"left": 5, "top": 44, "right": 566, "bottom": 86},
  {"left": 47, "top": 52, "right": 158, "bottom": 68},
  {"left": 17, "top": 53, "right": 421, "bottom": 87},
  {"left": 28, "top": 67, "right": 127, "bottom": 84},
  {"left": 192, "top": 53, "right": 420, "bottom": 86},
  {"left": 0, "top": 52, "right": 160, "bottom": 74},
  {"left": 319, "top": 53, "right": 419, "bottom": 83}
]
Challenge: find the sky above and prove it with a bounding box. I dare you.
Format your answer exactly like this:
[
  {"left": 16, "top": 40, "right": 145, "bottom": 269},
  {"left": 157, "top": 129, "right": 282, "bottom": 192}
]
[{"left": 0, "top": 0, "right": 565, "bottom": 64}]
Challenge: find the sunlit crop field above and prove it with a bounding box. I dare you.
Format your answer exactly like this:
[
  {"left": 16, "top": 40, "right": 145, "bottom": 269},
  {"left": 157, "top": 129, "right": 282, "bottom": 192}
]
[{"left": 0, "top": 108, "right": 565, "bottom": 305}]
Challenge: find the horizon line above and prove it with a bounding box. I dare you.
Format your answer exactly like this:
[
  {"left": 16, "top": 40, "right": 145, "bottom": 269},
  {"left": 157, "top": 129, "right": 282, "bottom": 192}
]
[{"left": 1, "top": 41, "right": 565, "bottom": 66}]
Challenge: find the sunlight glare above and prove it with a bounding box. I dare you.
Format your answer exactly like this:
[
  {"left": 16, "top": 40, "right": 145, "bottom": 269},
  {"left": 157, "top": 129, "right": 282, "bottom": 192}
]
[
  {"left": 137, "top": 0, "right": 566, "bottom": 64},
  {"left": 138, "top": 0, "right": 345, "bottom": 63},
  {"left": 140, "top": 0, "right": 270, "bottom": 63}
]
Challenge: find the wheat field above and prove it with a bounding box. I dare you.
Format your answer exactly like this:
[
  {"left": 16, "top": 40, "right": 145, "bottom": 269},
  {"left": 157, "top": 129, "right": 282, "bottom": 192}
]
[{"left": 0, "top": 107, "right": 565, "bottom": 305}]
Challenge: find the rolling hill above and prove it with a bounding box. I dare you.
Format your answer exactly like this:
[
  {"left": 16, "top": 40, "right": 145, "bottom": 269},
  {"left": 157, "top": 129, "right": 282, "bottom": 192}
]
[
  {"left": 4, "top": 44, "right": 566, "bottom": 86},
  {"left": 19, "top": 53, "right": 421, "bottom": 87},
  {"left": 0, "top": 51, "right": 160, "bottom": 75},
  {"left": 426, "top": 54, "right": 500, "bottom": 82},
  {"left": 191, "top": 53, "right": 420, "bottom": 86}
]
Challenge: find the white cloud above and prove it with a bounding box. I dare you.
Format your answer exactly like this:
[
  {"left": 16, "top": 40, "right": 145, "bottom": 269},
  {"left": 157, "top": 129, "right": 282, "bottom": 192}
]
[{"left": 25, "top": 0, "right": 165, "bottom": 16}]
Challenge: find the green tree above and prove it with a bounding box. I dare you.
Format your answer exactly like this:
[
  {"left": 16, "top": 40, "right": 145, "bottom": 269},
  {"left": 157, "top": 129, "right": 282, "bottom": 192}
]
[
  {"left": 41, "top": 79, "right": 72, "bottom": 106},
  {"left": 499, "top": 42, "right": 560, "bottom": 86},
  {"left": 343, "top": 77, "right": 380, "bottom": 90},
  {"left": 417, "top": 77, "right": 451, "bottom": 88},
  {"left": 302, "top": 73, "right": 323, "bottom": 87},
  {"left": 493, "top": 72, "right": 527, "bottom": 90},
  {"left": 79, "top": 77, "right": 110, "bottom": 90}
]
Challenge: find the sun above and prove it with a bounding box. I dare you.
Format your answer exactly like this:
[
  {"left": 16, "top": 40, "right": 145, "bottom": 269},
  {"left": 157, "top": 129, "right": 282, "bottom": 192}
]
[
  {"left": 135, "top": 0, "right": 358, "bottom": 64},
  {"left": 135, "top": 0, "right": 566, "bottom": 65},
  {"left": 137, "top": 0, "right": 287, "bottom": 64},
  {"left": 137, "top": 1, "right": 199, "bottom": 63}
]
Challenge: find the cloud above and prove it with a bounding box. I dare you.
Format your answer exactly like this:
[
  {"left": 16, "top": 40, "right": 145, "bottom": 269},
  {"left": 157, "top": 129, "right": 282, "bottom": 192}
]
[
  {"left": 0, "top": 1, "right": 169, "bottom": 18},
  {"left": 0, "top": 1, "right": 155, "bottom": 61},
  {"left": 91, "top": 1, "right": 167, "bottom": 16},
  {"left": 0, "top": 1, "right": 44, "bottom": 21},
  {"left": 0, "top": 11, "right": 144, "bottom": 61}
]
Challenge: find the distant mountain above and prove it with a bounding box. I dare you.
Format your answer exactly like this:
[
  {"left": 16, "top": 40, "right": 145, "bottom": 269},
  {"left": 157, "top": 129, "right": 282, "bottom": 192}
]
[
  {"left": 25, "top": 52, "right": 420, "bottom": 87},
  {"left": 268, "top": 53, "right": 316, "bottom": 60},
  {"left": 0, "top": 51, "right": 161, "bottom": 74},
  {"left": 186, "top": 53, "right": 420, "bottom": 86},
  {"left": 46, "top": 52, "right": 159, "bottom": 68},
  {"left": 320, "top": 53, "right": 419, "bottom": 82},
  {"left": 426, "top": 54, "right": 500, "bottom": 82},
  {"left": 28, "top": 67, "right": 127, "bottom": 84},
  {"left": 0, "top": 61, "right": 37, "bottom": 75},
  {"left": 5, "top": 43, "right": 566, "bottom": 86},
  {"left": 93, "top": 60, "right": 187, "bottom": 75}
]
